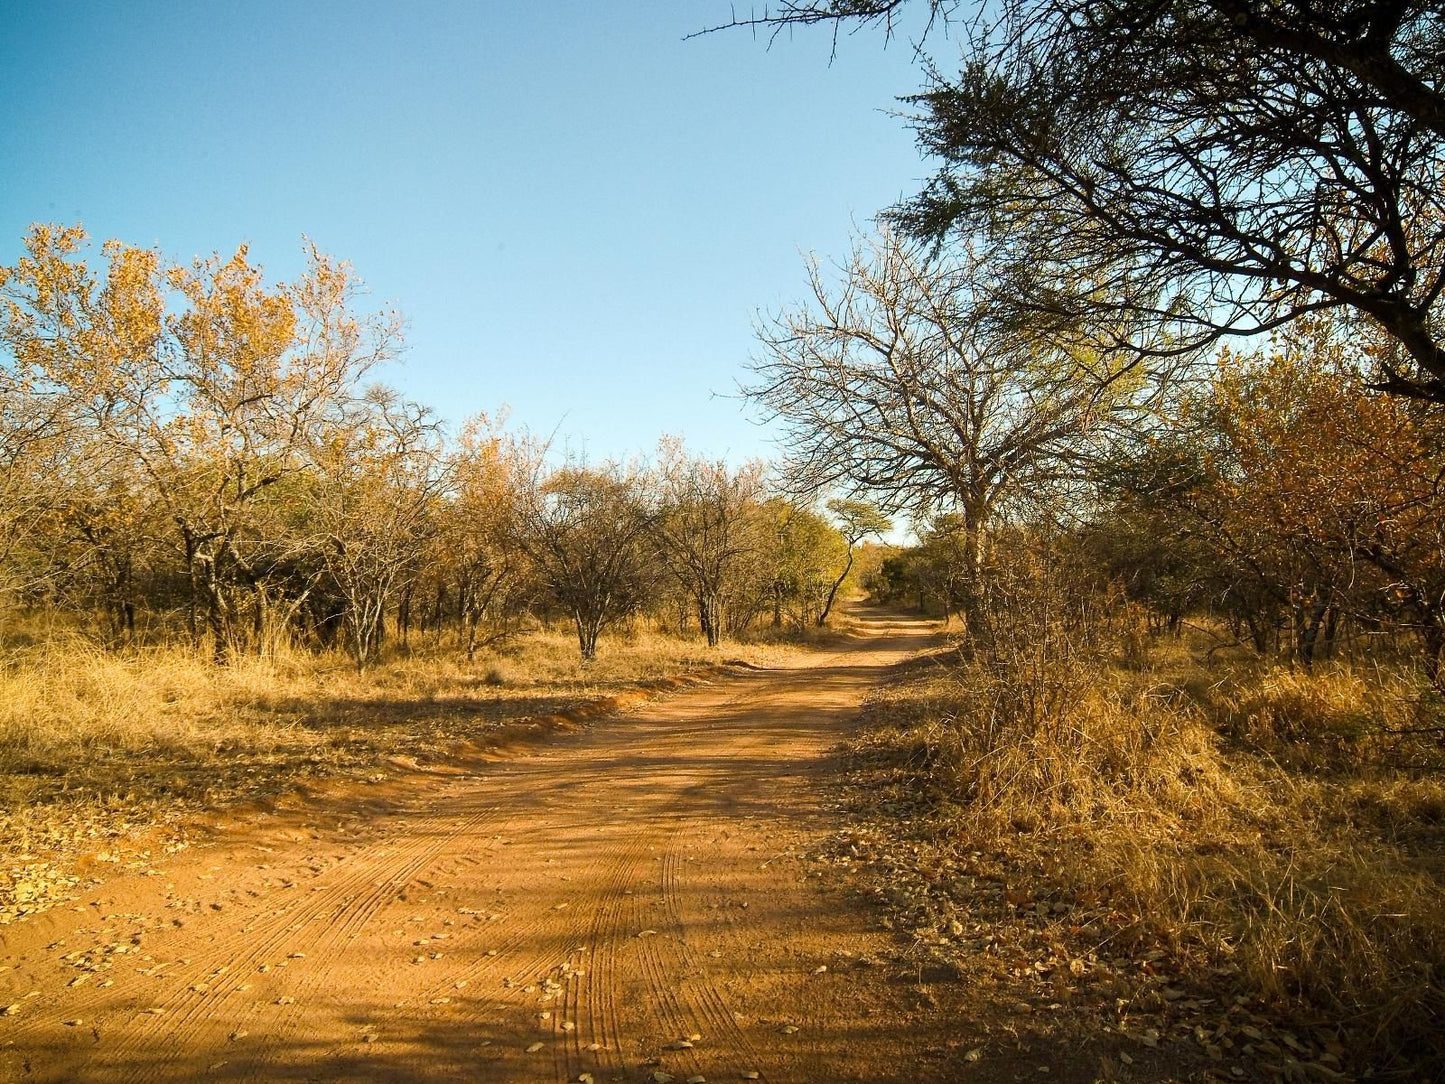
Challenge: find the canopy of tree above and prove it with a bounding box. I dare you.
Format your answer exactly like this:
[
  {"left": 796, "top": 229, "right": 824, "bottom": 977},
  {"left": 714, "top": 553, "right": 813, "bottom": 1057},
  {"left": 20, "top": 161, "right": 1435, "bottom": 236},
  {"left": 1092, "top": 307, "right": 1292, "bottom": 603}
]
[{"left": 711, "top": 1, "right": 1445, "bottom": 404}]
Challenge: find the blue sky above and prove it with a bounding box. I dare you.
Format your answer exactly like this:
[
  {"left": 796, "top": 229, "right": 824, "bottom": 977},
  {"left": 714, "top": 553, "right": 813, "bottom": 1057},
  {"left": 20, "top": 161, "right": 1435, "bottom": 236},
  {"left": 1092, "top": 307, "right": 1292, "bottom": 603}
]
[{"left": 0, "top": 2, "right": 935, "bottom": 463}]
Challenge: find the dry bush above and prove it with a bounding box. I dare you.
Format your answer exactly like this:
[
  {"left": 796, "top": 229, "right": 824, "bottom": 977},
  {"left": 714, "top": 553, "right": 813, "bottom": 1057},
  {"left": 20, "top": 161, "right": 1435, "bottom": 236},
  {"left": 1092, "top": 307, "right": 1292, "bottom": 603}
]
[
  {"left": 897, "top": 664, "right": 1229, "bottom": 837},
  {"left": 925, "top": 545, "right": 1239, "bottom": 834},
  {"left": 1225, "top": 666, "right": 1380, "bottom": 746},
  {"left": 850, "top": 549, "right": 1445, "bottom": 1073},
  {"left": 1343, "top": 776, "right": 1445, "bottom": 844},
  {"left": 742, "top": 607, "right": 866, "bottom": 646}
]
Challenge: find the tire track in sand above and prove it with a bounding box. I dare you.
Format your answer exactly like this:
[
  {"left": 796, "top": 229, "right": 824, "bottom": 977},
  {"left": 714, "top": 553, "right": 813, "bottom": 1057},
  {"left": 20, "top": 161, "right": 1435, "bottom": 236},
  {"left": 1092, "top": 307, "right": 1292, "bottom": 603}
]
[{"left": 103, "top": 796, "right": 513, "bottom": 1082}]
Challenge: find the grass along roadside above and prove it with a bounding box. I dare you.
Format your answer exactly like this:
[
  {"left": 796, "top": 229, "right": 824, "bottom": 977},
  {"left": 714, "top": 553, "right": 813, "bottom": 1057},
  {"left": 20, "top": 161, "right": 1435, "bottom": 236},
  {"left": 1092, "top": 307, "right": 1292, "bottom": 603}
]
[
  {"left": 0, "top": 625, "right": 806, "bottom": 926},
  {"left": 831, "top": 633, "right": 1445, "bottom": 1081}
]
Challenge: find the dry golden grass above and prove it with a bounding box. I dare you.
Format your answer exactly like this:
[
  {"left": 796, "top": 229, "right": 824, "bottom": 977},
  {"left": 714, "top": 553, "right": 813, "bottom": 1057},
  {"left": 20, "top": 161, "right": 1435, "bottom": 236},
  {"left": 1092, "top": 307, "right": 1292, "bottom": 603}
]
[
  {"left": 847, "top": 630, "right": 1445, "bottom": 1076},
  {"left": 0, "top": 624, "right": 797, "bottom": 769},
  {"left": 0, "top": 635, "right": 316, "bottom": 766}
]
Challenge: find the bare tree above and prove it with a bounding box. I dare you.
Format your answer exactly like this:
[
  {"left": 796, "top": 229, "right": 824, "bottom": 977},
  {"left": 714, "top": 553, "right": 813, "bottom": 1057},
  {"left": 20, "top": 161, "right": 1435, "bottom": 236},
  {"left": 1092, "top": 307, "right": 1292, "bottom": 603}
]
[
  {"left": 748, "top": 227, "right": 1130, "bottom": 624},
  {"left": 694, "top": 1, "right": 954, "bottom": 55}
]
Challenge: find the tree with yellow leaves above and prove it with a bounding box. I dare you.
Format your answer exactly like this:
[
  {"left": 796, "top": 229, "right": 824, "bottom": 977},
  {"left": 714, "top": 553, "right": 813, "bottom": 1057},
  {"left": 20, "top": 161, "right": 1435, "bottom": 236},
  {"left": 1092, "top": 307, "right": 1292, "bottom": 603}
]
[
  {"left": 438, "top": 413, "right": 530, "bottom": 659},
  {"left": 0, "top": 225, "right": 402, "bottom": 660},
  {"left": 1206, "top": 321, "right": 1445, "bottom": 680}
]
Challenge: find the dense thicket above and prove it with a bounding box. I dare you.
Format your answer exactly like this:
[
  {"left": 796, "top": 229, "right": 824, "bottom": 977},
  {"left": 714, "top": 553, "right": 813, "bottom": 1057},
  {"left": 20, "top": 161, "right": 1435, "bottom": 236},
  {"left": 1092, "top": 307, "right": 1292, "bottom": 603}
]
[{"left": 858, "top": 314, "right": 1445, "bottom": 682}]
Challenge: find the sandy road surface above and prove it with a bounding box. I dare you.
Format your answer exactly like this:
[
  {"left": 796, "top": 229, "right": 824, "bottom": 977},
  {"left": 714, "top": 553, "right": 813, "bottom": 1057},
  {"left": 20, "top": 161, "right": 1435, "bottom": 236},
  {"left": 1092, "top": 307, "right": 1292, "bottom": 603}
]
[{"left": 0, "top": 611, "right": 960, "bottom": 1084}]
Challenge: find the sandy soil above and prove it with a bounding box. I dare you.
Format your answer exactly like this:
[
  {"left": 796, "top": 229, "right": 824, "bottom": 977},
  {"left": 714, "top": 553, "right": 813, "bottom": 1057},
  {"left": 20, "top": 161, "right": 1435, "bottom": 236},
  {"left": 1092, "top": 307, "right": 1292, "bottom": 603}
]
[{"left": 0, "top": 609, "right": 1109, "bottom": 1084}]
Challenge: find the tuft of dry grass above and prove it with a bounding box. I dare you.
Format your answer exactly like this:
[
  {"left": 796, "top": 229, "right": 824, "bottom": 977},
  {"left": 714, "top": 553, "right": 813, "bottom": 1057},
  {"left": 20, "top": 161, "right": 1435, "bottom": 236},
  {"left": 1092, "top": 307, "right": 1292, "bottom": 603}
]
[{"left": 0, "top": 635, "right": 317, "bottom": 769}]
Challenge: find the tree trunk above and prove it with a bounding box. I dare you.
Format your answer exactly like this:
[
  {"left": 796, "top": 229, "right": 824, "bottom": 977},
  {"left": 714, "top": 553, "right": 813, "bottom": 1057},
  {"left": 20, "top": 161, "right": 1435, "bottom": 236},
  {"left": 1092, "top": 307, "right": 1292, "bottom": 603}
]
[
  {"left": 817, "top": 550, "right": 854, "bottom": 627},
  {"left": 350, "top": 600, "right": 385, "bottom": 677},
  {"left": 1320, "top": 606, "right": 1340, "bottom": 659},
  {"left": 1421, "top": 617, "right": 1445, "bottom": 691},
  {"left": 1294, "top": 594, "right": 1329, "bottom": 667},
  {"left": 398, "top": 585, "right": 412, "bottom": 649},
  {"left": 252, "top": 588, "right": 268, "bottom": 656},
  {"left": 954, "top": 499, "right": 989, "bottom": 644},
  {"left": 205, "top": 584, "right": 228, "bottom": 665},
  {"left": 184, "top": 532, "right": 200, "bottom": 649},
  {"left": 576, "top": 613, "right": 601, "bottom": 661},
  {"left": 698, "top": 593, "right": 721, "bottom": 646}
]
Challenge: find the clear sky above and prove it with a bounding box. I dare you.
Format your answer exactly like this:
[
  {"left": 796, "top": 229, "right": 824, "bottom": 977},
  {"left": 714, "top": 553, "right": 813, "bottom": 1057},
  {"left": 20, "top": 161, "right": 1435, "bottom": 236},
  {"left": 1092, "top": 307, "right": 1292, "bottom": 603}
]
[{"left": 0, "top": 1, "right": 935, "bottom": 464}]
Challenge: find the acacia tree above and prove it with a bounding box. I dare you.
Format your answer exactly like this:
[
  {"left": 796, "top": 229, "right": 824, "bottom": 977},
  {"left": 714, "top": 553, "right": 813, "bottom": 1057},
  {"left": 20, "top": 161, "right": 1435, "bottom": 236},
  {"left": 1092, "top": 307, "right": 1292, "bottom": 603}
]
[
  {"left": 1097, "top": 316, "right": 1445, "bottom": 677},
  {"left": 711, "top": 1, "right": 1445, "bottom": 404},
  {"left": 156, "top": 244, "right": 402, "bottom": 659},
  {"left": 51, "top": 454, "right": 166, "bottom": 641},
  {"left": 748, "top": 227, "right": 1129, "bottom": 628},
  {"left": 306, "top": 389, "right": 444, "bottom": 675},
  {"left": 908, "top": 513, "right": 978, "bottom": 622},
  {"left": 1206, "top": 324, "right": 1445, "bottom": 679},
  {"left": 816, "top": 498, "right": 891, "bottom": 626},
  {"left": 0, "top": 226, "right": 166, "bottom": 615},
  {"left": 1094, "top": 434, "right": 1303, "bottom": 655},
  {"left": 517, "top": 460, "right": 656, "bottom": 661},
  {"left": 652, "top": 440, "right": 767, "bottom": 646},
  {"left": 440, "top": 414, "right": 529, "bottom": 660}
]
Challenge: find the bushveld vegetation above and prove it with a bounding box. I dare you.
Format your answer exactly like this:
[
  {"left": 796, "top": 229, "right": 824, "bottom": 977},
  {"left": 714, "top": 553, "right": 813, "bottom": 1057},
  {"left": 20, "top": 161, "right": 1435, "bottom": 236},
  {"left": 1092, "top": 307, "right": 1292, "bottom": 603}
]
[
  {"left": 0, "top": 224, "right": 886, "bottom": 921},
  {"left": 746, "top": 229, "right": 1445, "bottom": 1073},
  {"left": 3, "top": 0, "right": 1443, "bottom": 1073},
  {"left": 721, "top": 3, "right": 1445, "bottom": 1074},
  {"left": 745, "top": 213, "right": 1445, "bottom": 1073},
  {"left": 0, "top": 226, "right": 877, "bottom": 669}
]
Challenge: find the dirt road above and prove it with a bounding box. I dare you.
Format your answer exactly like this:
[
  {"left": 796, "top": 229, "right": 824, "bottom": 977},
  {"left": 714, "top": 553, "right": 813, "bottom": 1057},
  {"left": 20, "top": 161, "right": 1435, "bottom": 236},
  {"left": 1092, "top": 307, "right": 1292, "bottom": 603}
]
[{"left": 0, "top": 610, "right": 1000, "bottom": 1083}]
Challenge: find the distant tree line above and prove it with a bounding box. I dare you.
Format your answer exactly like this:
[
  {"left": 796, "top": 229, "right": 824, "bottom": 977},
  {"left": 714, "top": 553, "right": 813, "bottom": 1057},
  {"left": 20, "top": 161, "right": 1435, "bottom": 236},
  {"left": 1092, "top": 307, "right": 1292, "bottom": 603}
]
[
  {"left": 847, "top": 310, "right": 1445, "bottom": 682},
  {"left": 0, "top": 226, "right": 877, "bottom": 669}
]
